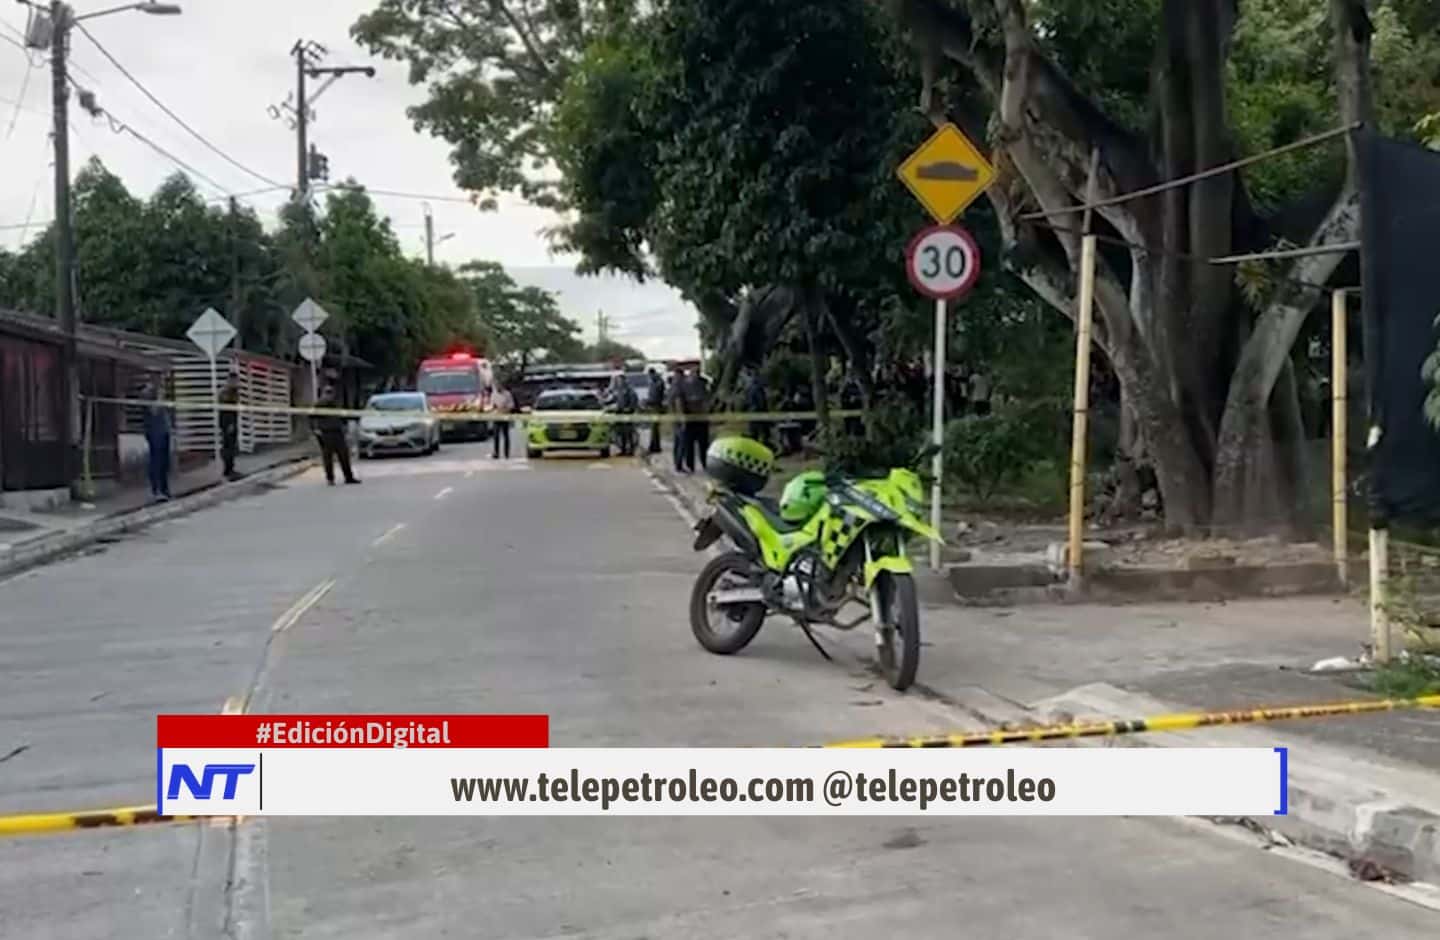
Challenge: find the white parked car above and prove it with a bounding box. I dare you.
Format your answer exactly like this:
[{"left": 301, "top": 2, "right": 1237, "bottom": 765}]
[{"left": 358, "top": 391, "right": 441, "bottom": 458}]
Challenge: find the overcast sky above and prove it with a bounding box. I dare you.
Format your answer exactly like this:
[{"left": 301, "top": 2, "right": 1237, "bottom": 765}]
[{"left": 0, "top": 0, "right": 699, "bottom": 358}]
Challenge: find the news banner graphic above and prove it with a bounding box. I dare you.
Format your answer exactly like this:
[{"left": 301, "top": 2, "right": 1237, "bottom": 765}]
[{"left": 157, "top": 715, "right": 1288, "bottom": 817}]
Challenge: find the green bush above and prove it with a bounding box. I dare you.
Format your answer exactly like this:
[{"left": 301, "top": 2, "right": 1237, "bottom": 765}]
[
  {"left": 943, "top": 403, "right": 1061, "bottom": 501},
  {"left": 820, "top": 392, "right": 925, "bottom": 477}
]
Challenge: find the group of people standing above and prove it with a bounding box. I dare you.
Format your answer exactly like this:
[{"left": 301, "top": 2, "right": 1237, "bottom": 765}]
[
  {"left": 139, "top": 370, "right": 247, "bottom": 504},
  {"left": 635, "top": 365, "right": 712, "bottom": 474}
]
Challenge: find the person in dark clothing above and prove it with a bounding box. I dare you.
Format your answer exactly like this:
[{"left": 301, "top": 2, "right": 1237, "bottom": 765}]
[
  {"left": 613, "top": 375, "right": 640, "bottom": 456},
  {"left": 142, "top": 383, "right": 172, "bottom": 501},
  {"left": 743, "top": 368, "right": 769, "bottom": 446},
  {"left": 667, "top": 369, "right": 687, "bottom": 471},
  {"left": 679, "top": 369, "right": 710, "bottom": 472},
  {"left": 314, "top": 384, "right": 360, "bottom": 486},
  {"left": 219, "top": 373, "right": 241, "bottom": 480},
  {"left": 646, "top": 368, "right": 665, "bottom": 454}
]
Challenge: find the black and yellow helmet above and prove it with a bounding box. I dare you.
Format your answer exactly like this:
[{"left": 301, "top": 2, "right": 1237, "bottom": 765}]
[{"left": 705, "top": 436, "right": 775, "bottom": 495}]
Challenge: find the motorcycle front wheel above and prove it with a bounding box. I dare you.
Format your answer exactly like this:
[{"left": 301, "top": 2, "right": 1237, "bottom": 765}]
[
  {"left": 874, "top": 572, "right": 920, "bottom": 691},
  {"left": 690, "top": 551, "right": 768, "bottom": 655}
]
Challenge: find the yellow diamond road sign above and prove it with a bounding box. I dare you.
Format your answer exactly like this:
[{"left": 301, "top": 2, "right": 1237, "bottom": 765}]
[{"left": 897, "top": 123, "right": 996, "bottom": 224}]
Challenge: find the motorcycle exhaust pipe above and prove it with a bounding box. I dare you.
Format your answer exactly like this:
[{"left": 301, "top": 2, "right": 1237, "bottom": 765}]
[{"left": 709, "top": 587, "right": 766, "bottom": 606}]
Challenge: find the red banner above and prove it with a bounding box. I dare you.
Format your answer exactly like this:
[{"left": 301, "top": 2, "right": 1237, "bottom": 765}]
[{"left": 157, "top": 714, "right": 549, "bottom": 748}]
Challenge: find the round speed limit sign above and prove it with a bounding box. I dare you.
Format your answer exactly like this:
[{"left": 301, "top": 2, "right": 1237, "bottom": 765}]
[{"left": 905, "top": 225, "right": 981, "bottom": 301}]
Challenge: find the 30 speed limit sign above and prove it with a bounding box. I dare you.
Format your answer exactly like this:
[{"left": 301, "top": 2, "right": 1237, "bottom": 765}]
[{"left": 905, "top": 225, "right": 981, "bottom": 301}]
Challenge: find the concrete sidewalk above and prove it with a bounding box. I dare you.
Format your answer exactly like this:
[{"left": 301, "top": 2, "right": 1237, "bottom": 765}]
[
  {"left": 874, "top": 595, "right": 1440, "bottom": 884},
  {"left": 642, "top": 455, "right": 1440, "bottom": 885},
  {"left": 0, "top": 441, "right": 318, "bottom": 579}
]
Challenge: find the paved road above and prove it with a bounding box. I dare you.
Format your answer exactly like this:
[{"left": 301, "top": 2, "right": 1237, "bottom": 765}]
[{"left": 1, "top": 446, "right": 1434, "bottom": 938}]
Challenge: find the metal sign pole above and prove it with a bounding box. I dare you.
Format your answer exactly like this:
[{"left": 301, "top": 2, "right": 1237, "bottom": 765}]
[
  {"left": 209, "top": 353, "right": 221, "bottom": 466},
  {"left": 930, "top": 297, "right": 947, "bottom": 572}
]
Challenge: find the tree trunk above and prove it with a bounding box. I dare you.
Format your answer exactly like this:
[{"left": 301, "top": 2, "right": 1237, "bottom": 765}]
[
  {"left": 823, "top": 294, "right": 875, "bottom": 408},
  {"left": 801, "top": 288, "right": 830, "bottom": 430},
  {"left": 893, "top": 0, "right": 1370, "bottom": 533}
]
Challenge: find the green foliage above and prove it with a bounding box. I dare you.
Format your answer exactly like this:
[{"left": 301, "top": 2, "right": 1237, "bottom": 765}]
[
  {"left": 1422, "top": 112, "right": 1440, "bottom": 149},
  {"left": 585, "top": 337, "right": 645, "bottom": 363},
  {"left": 551, "top": 31, "right": 663, "bottom": 277},
  {"left": 820, "top": 392, "right": 926, "bottom": 477},
  {"left": 458, "top": 261, "right": 584, "bottom": 376},
  {"left": 1228, "top": 0, "right": 1440, "bottom": 211},
  {"left": 0, "top": 161, "right": 554, "bottom": 387},
  {"left": 1368, "top": 655, "right": 1440, "bottom": 698},
  {"left": 943, "top": 404, "right": 1064, "bottom": 502},
  {"left": 351, "top": 0, "right": 641, "bottom": 208},
  {"left": 1423, "top": 315, "right": 1440, "bottom": 431},
  {"left": 1030, "top": 0, "right": 1160, "bottom": 131}
]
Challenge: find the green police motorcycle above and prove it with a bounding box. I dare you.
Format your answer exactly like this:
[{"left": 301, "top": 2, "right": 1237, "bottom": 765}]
[{"left": 689, "top": 437, "right": 943, "bottom": 691}]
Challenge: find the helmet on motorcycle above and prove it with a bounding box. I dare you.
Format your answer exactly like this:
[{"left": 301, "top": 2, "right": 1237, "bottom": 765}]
[
  {"left": 779, "top": 470, "right": 827, "bottom": 522},
  {"left": 705, "top": 436, "right": 775, "bottom": 495}
]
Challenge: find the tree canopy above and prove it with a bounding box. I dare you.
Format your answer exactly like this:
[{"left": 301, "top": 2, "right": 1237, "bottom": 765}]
[{"left": 0, "top": 160, "right": 577, "bottom": 386}]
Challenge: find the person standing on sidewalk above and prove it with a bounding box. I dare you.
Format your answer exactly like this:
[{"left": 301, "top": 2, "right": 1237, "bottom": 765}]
[
  {"left": 646, "top": 367, "right": 665, "bottom": 454},
  {"left": 314, "top": 384, "right": 360, "bottom": 486},
  {"left": 667, "top": 367, "right": 687, "bottom": 472},
  {"left": 219, "top": 372, "right": 241, "bottom": 481},
  {"left": 491, "top": 385, "right": 514, "bottom": 459},
  {"left": 680, "top": 367, "right": 711, "bottom": 472},
  {"left": 142, "top": 383, "right": 172, "bottom": 502}
]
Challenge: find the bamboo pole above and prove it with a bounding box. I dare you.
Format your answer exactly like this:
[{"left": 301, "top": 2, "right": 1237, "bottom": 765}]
[
  {"left": 1331, "top": 290, "right": 1348, "bottom": 588},
  {"left": 1066, "top": 149, "right": 1102, "bottom": 589},
  {"left": 1067, "top": 236, "right": 1096, "bottom": 588},
  {"left": 1370, "top": 526, "right": 1391, "bottom": 663}
]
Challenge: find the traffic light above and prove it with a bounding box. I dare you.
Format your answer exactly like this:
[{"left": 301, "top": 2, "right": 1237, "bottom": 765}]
[{"left": 308, "top": 146, "right": 330, "bottom": 182}]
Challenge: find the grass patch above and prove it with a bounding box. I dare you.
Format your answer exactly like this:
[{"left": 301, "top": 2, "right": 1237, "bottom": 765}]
[{"left": 1368, "top": 656, "right": 1440, "bottom": 699}]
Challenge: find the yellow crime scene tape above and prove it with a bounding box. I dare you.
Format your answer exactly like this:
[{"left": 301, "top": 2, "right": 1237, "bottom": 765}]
[
  {"left": 83, "top": 395, "right": 863, "bottom": 426},
  {"left": 825, "top": 693, "right": 1440, "bottom": 748},
  {"left": 0, "top": 805, "right": 212, "bottom": 837},
  {"left": 4, "top": 693, "right": 1437, "bottom": 837}
]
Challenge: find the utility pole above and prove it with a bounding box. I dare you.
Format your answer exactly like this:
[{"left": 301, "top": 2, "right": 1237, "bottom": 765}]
[
  {"left": 425, "top": 203, "right": 435, "bottom": 267},
  {"left": 229, "top": 196, "right": 242, "bottom": 351},
  {"left": 293, "top": 41, "right": 308, "bottom": 202},
  {"left": 50, "top": 1, "right": 78, "bottom": 487},
  {"left": 26, "top": 0, "right": 182, "bottom": 491},
  {"left": 287, "top": 40, "right": 373, "bottom": 206}
]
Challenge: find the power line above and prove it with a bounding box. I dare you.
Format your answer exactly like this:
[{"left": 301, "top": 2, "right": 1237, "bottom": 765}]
[
  {"left": 74, "top": 21, "right": 285, "bottom": 190},
  {"left": 319, "top": 183, "right": 477, "bottom": 205},
  {"left": 6, "top": 54, "right": 36, "bottom": 139},
  {"left": 96, "top": 108, "right": 233, "bottom": 196}
]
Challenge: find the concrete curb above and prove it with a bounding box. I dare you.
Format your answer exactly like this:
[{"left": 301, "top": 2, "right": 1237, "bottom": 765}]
[
  {"left": 0, "top": 456, "right": 317, "bottom": 580},
  {"left": 970, "top": 681, "right": 1440, "bottom": 885}
]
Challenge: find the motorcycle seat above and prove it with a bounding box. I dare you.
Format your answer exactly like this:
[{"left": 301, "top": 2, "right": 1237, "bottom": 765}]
[{"left": 740, "top": 494, "right": 806, "bottom": 533}]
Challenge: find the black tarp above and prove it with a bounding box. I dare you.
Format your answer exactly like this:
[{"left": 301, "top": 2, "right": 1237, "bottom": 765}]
[{"left": 1359, "top": 130, "right": 1440, "bottom": 526}]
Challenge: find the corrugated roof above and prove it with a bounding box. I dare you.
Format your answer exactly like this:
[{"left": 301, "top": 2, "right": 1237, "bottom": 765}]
[{"left": 0, "top": 308, "right": 173, "bottom": 371}]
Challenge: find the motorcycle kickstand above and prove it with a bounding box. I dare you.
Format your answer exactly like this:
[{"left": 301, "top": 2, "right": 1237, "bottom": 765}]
[{"left": 796, "top": 616, "right": 833, "bottom": 662}]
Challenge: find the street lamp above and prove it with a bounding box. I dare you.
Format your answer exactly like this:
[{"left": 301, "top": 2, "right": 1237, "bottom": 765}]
[
  {"left": 22, "top": 0, "right": 183, "bottom": 493},
  {"left": 74, "top": 1, "right": 181, "bottom": 20}
]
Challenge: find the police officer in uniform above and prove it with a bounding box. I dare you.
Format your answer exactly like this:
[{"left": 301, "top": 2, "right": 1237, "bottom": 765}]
[{"left": 315, "top": 383, "right": 360, "bottom": 486}]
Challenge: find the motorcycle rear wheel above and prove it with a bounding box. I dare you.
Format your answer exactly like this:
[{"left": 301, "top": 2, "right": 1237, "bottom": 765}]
[
  {"left": 874, "top": 572, "right": 920, "bottom": 691},
  {"left": 690, "top": 551, "right": 768, "bottom": 655}
]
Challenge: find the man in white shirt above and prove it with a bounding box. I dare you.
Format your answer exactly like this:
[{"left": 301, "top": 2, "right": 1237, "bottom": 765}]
[
  {"left": 491, "top": 386, "right": 515, "bottom": 459},
  {"left": 969, "top": 371, "right": 992, "bottom": 416}
]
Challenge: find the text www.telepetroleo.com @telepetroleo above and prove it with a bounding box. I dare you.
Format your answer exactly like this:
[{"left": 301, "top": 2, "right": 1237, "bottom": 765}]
[{"left": 154, "top": 714, "right": 1289, "bottom": 817}]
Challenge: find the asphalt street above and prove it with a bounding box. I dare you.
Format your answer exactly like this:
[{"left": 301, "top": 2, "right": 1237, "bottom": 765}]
[{"left": 0, "top": 444, "right": 1435, "bottom": 938}]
